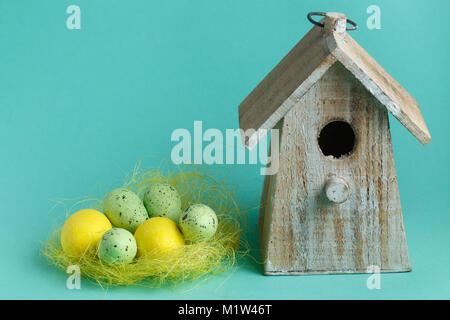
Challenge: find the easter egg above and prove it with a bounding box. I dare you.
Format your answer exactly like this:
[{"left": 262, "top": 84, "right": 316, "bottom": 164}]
[
  {"left": 103, "top": 188, "right": 149, "bottom": 233},
  {"left": 179, "top": 204, "right": 218, "bottom": 243},
  {"left": 60, "top": 209, "right": 112, "bottom": 257},
  {"left": 134, "top": 217, "right": 184, "bottom": 255},
  {"left": 98, "top": 228, "right": 137, "bottom": 265},
  {"left": 143, "top": 183, "right": 182, "bottom": 223}
]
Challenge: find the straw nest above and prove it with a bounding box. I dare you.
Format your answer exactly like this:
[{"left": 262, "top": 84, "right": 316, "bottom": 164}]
[{"left": 42, "top": 163, "right": 247, "bottom": 287}]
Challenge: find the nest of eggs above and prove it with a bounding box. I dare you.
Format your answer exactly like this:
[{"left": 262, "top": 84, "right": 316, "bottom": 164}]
[{"left": 41, "top": 164, "right": 247, "bottom": 287}]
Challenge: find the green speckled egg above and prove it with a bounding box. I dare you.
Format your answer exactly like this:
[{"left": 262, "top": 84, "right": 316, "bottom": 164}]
[
  {"left": 143, "top": 183, "right": 182, "bottom": 223},
  {"left": 98, "top": 228, "right": 137, "bottom": 265},
  {"left": 179, "top": 204, "right": 218, "bottom": 243},
  {"left": 103, "top": 188, "right": 148, "bottom": 232}
]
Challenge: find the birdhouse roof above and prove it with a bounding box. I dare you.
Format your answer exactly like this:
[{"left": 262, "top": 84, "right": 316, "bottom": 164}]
[{"left": 238, "top": 13, "right": 431, "bottom": 149}]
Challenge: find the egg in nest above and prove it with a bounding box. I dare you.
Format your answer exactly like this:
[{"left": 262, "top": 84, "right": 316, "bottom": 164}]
[
  {"left": 179, "top": 204, "right": 218, "bottom": 243},
  {"left": 143, "top": 183, "right": 182, "bottom": 223},
  {"left": 134, "top": 217, "right": 184, "bottom": 256},
  {"left": 98, "top": 228, "right": 137, "bottom": 265},
  {"left": 103, "top": 188, "right": 148, "bottom": 233},
  {"left": 60, "top": 209, "right": 112, "bottom": 257}
]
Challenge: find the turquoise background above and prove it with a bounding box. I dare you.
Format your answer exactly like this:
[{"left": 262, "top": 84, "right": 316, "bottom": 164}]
[{"left": 0, "top": 0, "right": 448, "bottom": 299}]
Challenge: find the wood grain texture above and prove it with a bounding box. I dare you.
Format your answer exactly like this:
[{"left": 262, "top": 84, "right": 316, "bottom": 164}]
[
  {"left": 238, "top": 23, "right": 336, "bottom": 149},
  {"left": 331, "top": 32, "right": 431, "bottom": 145},
  {"left": 238, "top": 12, "right": 430, "bottom": 147},
  {"left": 259, "top": 63, "right": 411, "bottom": 274}
]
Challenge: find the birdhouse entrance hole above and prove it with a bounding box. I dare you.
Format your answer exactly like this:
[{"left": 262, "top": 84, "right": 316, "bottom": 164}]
[{"left": 318, "top": 120, "right": 355, "bottom": 159}]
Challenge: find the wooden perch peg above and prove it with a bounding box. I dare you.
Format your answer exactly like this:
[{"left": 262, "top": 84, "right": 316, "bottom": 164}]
[{"left": 325, "top": 177, "right": 350, "bottom": 204}]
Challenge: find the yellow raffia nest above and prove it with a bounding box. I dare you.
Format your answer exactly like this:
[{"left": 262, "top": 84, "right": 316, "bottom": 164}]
[{"left": 41, "top": 163, "right": 247, "bottom": 287}]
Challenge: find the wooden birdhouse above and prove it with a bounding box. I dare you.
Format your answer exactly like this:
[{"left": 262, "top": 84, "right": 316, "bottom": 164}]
[{"left": 238, "top": 12, "right": 431, "bottom": 275}]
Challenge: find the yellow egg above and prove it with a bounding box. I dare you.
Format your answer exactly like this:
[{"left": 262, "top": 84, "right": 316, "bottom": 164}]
[
  {"left": 134, "top": 217, "right": 184, "bottom": 256},
  {"left": 60, "top": 209, "right": 112, "bottom": 257}
]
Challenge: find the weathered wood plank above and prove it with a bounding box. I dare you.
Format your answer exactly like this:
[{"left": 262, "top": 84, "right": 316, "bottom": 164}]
[
  {"left": 238, "top": 12, "right": 431, "bottom": 148},
  {"left": 258, "top": 119, "right": 283, "bottom": 265},
  {"left": 260, "top": 63, "right": 411, "bottom": 274},
  {"left": 331, "top": 32, "right": 431, "bottom": 145},
  {"left": 238, "top": 23, "right": 335, "bottom": 149}
]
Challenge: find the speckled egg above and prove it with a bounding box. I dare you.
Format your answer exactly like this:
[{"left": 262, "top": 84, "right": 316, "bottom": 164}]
[
  {"left": 143, "top": 183, "right": 182, "bottom": 223},
  {"left": 103, "top": 188, "right": 149, "bottom": 233},
  {"left": 179, "top": 204, "right": 218, "bottom": 243},
  {"left": 98, "top": 228, "right": 137, "bottom": 265}
]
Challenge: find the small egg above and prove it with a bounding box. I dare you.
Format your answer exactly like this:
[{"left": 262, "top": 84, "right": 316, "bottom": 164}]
[
  {"left": 134, "top": 217, "right": 184, "bottom": 256},
  {"left": 60, "top": 209, "right": 112, "bottom": 257},
  {"left": 143, "top": 183, "right": 182, "bottom": 223},
  {"left": 179, "top": 204, "right": 218, "bottom": 243},
  {"left": 103, "top": 188, "right": 149, "bottom": 233},
  {"left": 98, "top": 228, "right": 137, "bottom": 265}
]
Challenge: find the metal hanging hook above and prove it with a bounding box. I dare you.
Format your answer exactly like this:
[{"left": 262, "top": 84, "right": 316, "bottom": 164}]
[{"left": 307, "top": 12, "right": 358, "bottom": 31}]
